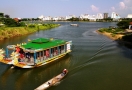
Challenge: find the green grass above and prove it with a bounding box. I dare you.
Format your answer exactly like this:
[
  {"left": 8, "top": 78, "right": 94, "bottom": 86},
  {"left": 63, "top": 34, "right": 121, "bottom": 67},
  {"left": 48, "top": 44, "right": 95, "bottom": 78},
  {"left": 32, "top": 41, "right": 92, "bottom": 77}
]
[
  {"left": 0, "top": 23, "right": 60, "bottom": 40},
  {"left": 98, "top": 28, "right": 125, "bottom": 34}
]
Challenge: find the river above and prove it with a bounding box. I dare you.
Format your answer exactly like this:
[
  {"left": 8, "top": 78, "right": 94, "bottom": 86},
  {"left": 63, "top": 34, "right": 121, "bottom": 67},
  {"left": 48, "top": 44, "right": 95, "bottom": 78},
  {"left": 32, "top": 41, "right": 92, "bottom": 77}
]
[{"left": 0, "top": 22, "right": 132, "bottom": 90}]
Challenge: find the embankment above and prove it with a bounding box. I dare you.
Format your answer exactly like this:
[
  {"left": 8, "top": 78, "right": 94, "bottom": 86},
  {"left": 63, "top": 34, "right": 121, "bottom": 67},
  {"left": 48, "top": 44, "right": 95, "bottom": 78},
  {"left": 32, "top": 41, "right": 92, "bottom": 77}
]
[
  {"left": 0, "top": 24, "right": 60, "bottom": 41},
  {"left": 96, "top": 30, "right": 124, "bottom": 40}
]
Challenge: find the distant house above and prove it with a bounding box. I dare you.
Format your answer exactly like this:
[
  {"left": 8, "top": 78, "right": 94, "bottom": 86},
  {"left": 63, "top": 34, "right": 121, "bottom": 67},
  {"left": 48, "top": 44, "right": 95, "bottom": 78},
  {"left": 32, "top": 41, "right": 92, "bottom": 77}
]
[{"left": 14, "top": 18, "right": 19, "bottom": 22}]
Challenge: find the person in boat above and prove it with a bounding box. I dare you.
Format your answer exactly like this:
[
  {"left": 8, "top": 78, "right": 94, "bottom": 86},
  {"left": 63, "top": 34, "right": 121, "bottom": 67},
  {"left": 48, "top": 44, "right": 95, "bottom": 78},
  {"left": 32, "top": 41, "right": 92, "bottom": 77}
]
[
  {"left": 15, "top": 46, "right": 20, "bottom": 53},
  {"left": 62, "top": 69, "right": 67, "bottom": 75}
]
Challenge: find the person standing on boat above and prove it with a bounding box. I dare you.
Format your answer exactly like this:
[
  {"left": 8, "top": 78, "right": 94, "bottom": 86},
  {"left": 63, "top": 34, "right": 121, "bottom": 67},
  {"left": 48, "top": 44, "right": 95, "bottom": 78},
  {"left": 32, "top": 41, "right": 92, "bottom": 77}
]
[{"left": 15, "top": 46, "right": 20, "bottom": 53}]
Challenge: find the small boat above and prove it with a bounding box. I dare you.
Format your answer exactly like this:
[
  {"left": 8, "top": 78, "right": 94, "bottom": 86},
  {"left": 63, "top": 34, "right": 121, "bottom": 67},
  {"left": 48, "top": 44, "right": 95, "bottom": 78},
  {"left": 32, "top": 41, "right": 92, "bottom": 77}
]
[
  {"left": 0, "top": 38, "right": 72, "bottom": 68},
  {"left": 35, "top": 69, "right": 68, "bottom": 90},
  {"left": 70, "top": 24, "right": 78, "bottom": 26}
]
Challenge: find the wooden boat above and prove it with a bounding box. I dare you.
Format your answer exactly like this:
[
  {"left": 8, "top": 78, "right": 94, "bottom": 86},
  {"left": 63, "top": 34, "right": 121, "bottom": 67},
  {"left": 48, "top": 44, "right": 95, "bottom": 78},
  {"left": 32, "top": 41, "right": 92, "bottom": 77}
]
[
  {"left": 35, "top": 69, "right": 68, "bottom": 90},
  {"left": 0, "top": 38, "right": 72, "bottom": 68},
  {"left": 70, "top": 24, "right": 78, "bottom": 26}
]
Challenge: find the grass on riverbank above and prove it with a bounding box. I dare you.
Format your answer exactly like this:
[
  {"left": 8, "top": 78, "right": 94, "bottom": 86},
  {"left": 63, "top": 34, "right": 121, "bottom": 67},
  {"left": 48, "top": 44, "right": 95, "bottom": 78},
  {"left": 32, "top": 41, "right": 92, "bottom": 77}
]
[
  {"left": 98, "top": 28, "right": 125, "bottom": 40},
  {"left": 0, "top": 23, "right": 60, "bottom": 40}
]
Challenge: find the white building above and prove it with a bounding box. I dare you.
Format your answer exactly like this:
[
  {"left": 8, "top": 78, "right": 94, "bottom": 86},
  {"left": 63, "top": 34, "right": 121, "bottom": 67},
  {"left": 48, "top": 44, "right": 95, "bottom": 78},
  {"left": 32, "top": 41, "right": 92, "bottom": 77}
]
[
  {"left": 66, "top": 15, "right": 76, "bottom": 20},
  {"left": 53, "top": 17, "right": 59, "bottom": 21},
  {"left": 79, "top": 14, "right": 89, "bottom": 19},
  {"left": 111, "top": 12, "right": 121, "bottom": 19},
  {"left": 96, "top": 13, "right": 103, "bottom": 19},
  {"left": 38, "top": 15, "right": 44, "bottom": 20},
  {"left": 88, "top": 15, "right": 96, "bottom": 21},
  {"left": 43, "top": 16, "right": 52, "bottom": 21},
  {"left": 38, "top": 15, "right": 53, "bottom": 20},
  {"left": 127, "top": 14, "right": 132, "bottom": 18}
]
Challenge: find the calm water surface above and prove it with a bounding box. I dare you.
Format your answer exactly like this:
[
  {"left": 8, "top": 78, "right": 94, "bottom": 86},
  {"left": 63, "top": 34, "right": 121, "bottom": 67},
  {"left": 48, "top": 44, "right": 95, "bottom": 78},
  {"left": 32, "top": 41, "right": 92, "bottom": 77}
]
[{"left": 0, "top": 22, "right": 132, "bottom": 90}]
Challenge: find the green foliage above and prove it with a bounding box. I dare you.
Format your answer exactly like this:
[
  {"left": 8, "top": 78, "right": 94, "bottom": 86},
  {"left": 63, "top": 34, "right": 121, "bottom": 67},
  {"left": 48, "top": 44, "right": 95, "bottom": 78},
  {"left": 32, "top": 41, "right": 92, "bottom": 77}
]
[
  {"left": 98, "top": 28, "right": 125, "bottom": 34},
  {"left": 0, "top": 23, "right": 60, "bottom": 40},
  {"left": 4, "top": 14, "right": 10, "bottom": 18},
  {"left": 19, "top": 22, "right": 26, "bottom": 26},
  {"left": 117, "top": 20, "right": 130, "bottom": 29},
  {"left": 4, "top": 18, "right": 18, "bottom": 27},
  {"left": 28, "top": 24, "right": 36, "bottom": 28},
  {"left": 0, "top": 13, "right": 4, "bottom": 18}
]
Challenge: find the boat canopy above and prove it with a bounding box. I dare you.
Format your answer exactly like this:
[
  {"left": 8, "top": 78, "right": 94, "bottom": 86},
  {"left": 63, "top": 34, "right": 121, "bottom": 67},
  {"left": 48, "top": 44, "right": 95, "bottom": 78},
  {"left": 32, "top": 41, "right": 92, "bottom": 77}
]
[{"left": 21, "top": 38, "right": 66, "bottom": 50}]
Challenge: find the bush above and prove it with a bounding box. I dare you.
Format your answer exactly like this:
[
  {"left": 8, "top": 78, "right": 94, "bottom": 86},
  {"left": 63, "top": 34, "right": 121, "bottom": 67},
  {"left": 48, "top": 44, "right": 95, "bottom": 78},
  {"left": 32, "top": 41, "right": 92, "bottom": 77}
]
[{"left": 28, "top": 24, "right": 35, "bottom": 28}]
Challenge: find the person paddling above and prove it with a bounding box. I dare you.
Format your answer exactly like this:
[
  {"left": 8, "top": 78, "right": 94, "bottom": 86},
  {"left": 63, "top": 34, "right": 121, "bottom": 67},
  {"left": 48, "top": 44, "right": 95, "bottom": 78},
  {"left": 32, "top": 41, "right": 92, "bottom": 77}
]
[{"left": 63, "top": 69, "right": 67, "bottom": 74}]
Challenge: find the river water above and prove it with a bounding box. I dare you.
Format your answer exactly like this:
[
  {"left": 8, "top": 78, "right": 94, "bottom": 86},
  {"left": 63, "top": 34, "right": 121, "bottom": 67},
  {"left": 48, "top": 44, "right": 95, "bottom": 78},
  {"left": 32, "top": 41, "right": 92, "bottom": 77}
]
[{"left": 0, "top": 22, "right": 132, "bottom": 90}]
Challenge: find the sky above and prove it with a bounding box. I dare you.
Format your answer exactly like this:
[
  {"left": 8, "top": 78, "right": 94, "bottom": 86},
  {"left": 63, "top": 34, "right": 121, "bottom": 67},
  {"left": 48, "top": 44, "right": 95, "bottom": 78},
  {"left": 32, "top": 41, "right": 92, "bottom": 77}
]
[{"left": 0, "top": 0, "right": 132, "bottom": 18}]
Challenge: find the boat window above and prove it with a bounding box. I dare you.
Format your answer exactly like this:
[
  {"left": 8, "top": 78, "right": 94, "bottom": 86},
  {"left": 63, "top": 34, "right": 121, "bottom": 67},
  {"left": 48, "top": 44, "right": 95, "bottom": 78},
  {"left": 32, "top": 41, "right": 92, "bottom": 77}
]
[
  {"left": 26, "top": 52, "right": 31, "bottom": 58},
  {"left": 41, "top": 51, "right": 43, "bottom": 57}
]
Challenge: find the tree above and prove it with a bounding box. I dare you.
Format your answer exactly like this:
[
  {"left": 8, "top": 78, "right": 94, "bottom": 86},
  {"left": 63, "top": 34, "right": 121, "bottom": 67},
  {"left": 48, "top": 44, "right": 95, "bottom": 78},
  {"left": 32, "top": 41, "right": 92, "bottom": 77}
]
[
  {"left": 4, "top": 14, "right": 10, "bottom": 18},
  {"left": 117, "top": 21, "right": 130, "bottom": 29},
  {"left": 4, "top": 18, "right": 18, "bottom": 27},
  {"left": 0, "top": 13, "right": 4, "bottom": 18}
]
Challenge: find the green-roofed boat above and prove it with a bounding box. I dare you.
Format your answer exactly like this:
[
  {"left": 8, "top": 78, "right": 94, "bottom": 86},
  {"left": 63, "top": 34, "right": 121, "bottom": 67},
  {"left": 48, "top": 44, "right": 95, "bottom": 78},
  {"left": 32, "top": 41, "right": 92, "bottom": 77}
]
[{"left": 0, "top": 38, "right": 72, "bottom": 68}]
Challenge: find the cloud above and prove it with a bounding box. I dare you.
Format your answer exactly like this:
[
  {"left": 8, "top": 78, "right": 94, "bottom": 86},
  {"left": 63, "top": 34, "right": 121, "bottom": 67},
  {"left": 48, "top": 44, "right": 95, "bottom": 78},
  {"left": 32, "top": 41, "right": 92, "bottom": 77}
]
[
  {"left": 119, "top": 2, "right": 126, "bottom": 9},
  {"left": 91, "top": 5, "right": 99, "bottom": 12},
  {"left": 111, "top": 7, "right": 115, "bottom": 11}
]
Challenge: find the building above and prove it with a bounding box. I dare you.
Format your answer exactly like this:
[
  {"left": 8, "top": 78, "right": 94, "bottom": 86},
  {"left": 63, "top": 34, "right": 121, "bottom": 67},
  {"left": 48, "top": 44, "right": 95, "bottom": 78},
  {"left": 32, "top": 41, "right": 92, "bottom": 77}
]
[
  {"left": 43, "top": 16, "right": 52, "bottom": 21},
  {"left": 65, "top": 15, "right": 76, "bottom": 20},
  {"left": 96, "top": 13, "right": 103, "bottom": 19},
  {"left": 79, "top": 14, "right": 89, "bottom": 20},
  {"left": 88, "top": 15, "right": 96, "bottom": 21},
  {"left": 103, "top": 13, "right": 108, "bottom": 19},
  {"left": 111, "top": 12, "right": 121, "bottom": 19},
  {"left": 127, "top": 14, "right": 132, "bottom": 18},
  {"left": 38, "top": 15, "right": 44, "bottom": 20}
]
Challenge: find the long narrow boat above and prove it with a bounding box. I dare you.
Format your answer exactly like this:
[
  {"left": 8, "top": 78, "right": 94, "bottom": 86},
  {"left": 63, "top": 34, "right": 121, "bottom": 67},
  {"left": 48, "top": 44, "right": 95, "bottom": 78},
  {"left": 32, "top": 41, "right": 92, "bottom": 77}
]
[
  {"left": 35, "top": 69, "right": 68, "bottom": 90},
  {"left": 0, "top": 38, "right": 72, "bottom": 68}
]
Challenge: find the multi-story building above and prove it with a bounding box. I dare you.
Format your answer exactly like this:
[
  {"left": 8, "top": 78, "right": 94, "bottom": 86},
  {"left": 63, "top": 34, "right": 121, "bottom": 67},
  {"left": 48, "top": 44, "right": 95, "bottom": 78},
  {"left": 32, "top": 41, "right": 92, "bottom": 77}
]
[{"left": 103, "top": 13, "right": 108, "bottom": 19}]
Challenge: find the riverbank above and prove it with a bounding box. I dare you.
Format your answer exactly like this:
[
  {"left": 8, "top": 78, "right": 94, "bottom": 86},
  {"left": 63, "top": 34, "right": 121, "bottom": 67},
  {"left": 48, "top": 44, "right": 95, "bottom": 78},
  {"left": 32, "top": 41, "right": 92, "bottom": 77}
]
[
  {"left": 96, "top": 30, "right": 124, "bottom": 40},
  {"left": 0, "top": 23, "right": 60, "bottom": 41},
  {"left": 96, "top": 28, "right": 125, "bottom": 40}
]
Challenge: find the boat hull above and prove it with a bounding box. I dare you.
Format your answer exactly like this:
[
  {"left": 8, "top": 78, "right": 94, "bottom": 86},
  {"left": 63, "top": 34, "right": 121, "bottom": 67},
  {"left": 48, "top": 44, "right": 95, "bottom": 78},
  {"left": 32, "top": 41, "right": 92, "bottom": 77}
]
[
  {"left": 0, "top": 59, "right": 12, "bottom": 65},
  {"left": 35, "top": 69, "right": 68, "bottom": 90}
]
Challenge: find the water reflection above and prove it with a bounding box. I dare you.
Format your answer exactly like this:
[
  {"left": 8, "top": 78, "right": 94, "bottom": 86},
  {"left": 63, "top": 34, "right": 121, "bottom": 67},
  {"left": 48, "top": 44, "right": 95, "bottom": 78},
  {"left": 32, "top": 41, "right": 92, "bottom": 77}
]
[{"left": 0, "top": 66, "right": 13, "bottom": 89}]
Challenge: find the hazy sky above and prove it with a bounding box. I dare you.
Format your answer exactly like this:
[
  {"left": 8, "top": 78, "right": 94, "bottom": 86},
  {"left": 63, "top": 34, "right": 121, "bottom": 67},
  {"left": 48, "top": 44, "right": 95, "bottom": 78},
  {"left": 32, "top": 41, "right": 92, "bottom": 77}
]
[{"left": 0, "top": 0, "right": 132, "bottom": 18}]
